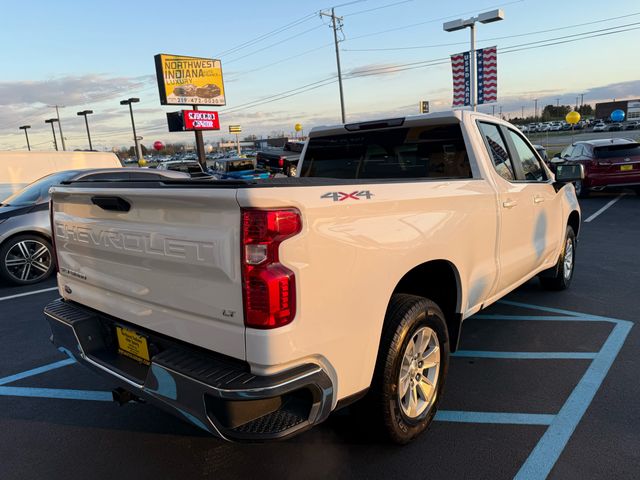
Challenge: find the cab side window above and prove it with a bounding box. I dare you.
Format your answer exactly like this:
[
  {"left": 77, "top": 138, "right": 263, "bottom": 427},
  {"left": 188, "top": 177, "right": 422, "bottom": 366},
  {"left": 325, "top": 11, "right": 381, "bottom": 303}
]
[
  {"left": 506, "top": 129, "right": 547, "bottom": 182},
  {"left": 478, "top": 122, "right": 515, "bottom": 181}
]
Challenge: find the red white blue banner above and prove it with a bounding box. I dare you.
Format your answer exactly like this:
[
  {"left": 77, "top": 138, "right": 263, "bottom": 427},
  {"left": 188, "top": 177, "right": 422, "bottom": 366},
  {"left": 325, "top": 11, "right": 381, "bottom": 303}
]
[
  {"left": 476, "top": 46, "right": 497, "bottom": 105},
  {"left": 451, "top": 51, "right": 471, "bottom": 107}
]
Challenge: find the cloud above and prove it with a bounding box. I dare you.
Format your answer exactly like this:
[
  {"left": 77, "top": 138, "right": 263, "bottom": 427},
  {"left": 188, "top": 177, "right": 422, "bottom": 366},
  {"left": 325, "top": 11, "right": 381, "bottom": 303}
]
[{"left": 0, "top": 74, "right": 155, "bottom": 107}]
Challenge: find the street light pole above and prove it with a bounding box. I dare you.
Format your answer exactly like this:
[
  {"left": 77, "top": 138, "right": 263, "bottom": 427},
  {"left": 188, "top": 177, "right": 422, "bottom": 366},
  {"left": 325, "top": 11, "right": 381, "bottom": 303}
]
[
  {"left": 44, "top": 118, "right": 59, "bottom": 151},
  {"left": 443, "top": 9, "right": 505, "bottom": 112},
  {"left": 120, "top": 98, "right": 141, "bottom": 161},
  {"left": 19, "top": 125, "right": 31, "bottom": 151},
  {"left": 77, "top": 110, "right": 94, "bottom": 151}
]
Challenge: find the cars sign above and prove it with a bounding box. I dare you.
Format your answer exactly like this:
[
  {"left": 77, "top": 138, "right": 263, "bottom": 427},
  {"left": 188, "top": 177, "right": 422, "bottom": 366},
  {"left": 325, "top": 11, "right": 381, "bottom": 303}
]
[{"left": 182, "top": 110, "right": 220, "bottom": 131}]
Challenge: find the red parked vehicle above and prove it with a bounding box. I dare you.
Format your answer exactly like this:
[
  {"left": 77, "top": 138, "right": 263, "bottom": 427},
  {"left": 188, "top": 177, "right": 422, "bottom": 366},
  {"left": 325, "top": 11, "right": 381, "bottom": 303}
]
[{"left": 555, "top": 138, "right": 640, "bottom": 197}]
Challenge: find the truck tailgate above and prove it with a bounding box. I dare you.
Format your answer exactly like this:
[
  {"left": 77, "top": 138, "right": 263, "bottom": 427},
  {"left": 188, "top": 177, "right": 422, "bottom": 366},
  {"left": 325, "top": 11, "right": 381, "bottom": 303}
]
[{"left": 50, "top": 186, "right": 245, "bottom": 360}]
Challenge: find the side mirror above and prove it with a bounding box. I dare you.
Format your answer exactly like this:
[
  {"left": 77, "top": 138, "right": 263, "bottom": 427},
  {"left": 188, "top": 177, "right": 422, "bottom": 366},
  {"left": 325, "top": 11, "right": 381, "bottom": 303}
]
[{"left": 555, "top": 164, "right": 584, "bottom": 182}]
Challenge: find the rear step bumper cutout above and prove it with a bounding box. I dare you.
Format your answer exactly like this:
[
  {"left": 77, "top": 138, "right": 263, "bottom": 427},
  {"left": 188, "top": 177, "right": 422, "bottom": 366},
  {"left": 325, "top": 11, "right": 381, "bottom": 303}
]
[{"left": 44, "top": 298, "right": 334, "bottom": 442}]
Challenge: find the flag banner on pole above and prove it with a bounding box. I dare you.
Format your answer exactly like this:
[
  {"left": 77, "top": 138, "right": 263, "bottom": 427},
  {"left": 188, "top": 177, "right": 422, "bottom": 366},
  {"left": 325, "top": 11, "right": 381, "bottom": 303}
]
[
  {"left": 451, "top": 51, "right": 471, "bottom": 107},
  {"left": 476, "top": 46, "right": 497, "bottom": 105}
]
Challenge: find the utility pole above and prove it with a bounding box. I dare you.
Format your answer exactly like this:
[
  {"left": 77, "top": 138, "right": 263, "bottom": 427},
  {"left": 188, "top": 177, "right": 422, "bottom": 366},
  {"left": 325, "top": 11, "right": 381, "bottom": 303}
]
[
  {"left": 48, "top": 105, "right": 66, "bottom": 151},
  {"left": 491, "top": 105, "right": 495, "bottom": 116},
  {"left": 521, "top": 106, "right": 524, "bottom": 119},
  {"left": 534, "top": 99, "right": 538, "bottom": 120},
  {"left": 320, "top": 8, "right": 346, "bottom": 123},
  {"left": 499, "top": 105, "right": 503, "bottom": 119}
]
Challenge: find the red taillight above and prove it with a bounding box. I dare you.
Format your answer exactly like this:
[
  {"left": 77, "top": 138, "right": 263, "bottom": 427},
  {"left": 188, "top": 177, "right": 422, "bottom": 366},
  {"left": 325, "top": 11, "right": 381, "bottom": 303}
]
[
  {"left": 49, "top": 199, "right": 59, "bottom": 274},
  {"left": 241, "top": 208, "right": 301, "bottom": 329},
  {"left": 278, "top": 156, "right": 285, "bottom": 168}
]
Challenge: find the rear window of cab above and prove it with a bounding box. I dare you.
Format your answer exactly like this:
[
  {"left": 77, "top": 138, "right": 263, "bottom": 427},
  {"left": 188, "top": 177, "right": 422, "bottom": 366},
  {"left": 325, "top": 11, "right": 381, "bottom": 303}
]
[{"left": 300, "top": 124, "right": 472, "bottom": 180}]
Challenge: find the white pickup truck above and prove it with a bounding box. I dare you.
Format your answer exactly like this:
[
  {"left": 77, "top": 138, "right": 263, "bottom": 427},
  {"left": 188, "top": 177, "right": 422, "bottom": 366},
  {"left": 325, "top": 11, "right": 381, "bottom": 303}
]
[{"left": 45, "top": 111, "right": 583, "bottom": 443}]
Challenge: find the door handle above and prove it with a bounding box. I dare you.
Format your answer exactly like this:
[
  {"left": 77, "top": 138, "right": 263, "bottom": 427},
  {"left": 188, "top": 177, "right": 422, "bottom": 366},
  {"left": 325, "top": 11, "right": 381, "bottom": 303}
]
[
  {"left": 533, "top": 195, "right": 545, "bottom": 204},
  {"left": 91, "top": 196, "right": 131, "bottom": 212},
  {"left": 502, "top": 199, "right": 517, "bottom": 209}
]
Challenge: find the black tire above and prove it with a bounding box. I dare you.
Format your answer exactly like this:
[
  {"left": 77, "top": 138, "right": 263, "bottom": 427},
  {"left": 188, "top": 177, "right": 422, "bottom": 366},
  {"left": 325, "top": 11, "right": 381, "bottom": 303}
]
[
  {"left": 0, "top": 234, "right": 55, "bottom": 285},
  {"left": 574, "top": 180, "right": 589, "bottom": 198},
  {"left": 539, "top": 225, "right": 576, "bottom": 291},
  {"left": 364, "top": 294, "right": 449, "bottom": 444}
]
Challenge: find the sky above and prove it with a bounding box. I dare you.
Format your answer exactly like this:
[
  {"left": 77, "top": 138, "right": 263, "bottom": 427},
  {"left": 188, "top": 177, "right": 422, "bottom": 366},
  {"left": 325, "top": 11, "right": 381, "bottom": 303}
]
[{"left": 0, "top": 0, "right": 639, "bottom": 152}]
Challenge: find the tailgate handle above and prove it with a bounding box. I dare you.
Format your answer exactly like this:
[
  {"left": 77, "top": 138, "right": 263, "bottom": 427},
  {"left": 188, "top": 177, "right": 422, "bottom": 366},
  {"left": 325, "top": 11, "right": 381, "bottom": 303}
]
[{"left": 91, "top": 196, "right": 131, "bottom": 212}]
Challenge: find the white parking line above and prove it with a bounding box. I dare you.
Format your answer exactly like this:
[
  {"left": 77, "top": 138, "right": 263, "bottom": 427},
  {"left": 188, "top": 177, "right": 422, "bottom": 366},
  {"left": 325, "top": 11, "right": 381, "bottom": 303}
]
[
  {"left": 0, "top": 286, "right": 58, "bottom": 302},
  {"left": 584, "top": 194, "right": 626, "bottom": 223}
]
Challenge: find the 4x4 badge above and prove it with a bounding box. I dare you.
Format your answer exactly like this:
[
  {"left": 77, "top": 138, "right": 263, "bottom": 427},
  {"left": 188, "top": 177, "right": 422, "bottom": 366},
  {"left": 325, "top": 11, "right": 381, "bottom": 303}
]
[{"left": 321, "top": 191, "right": 374, "bottom": 201}]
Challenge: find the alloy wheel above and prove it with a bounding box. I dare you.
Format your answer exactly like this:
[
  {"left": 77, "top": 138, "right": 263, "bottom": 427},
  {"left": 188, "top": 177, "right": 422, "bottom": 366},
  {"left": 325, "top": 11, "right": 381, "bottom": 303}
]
[
  {"left": 398, "top": 326, "right": 441, "bottom": 419},
  {"left": 4, "top": 240, "right": 51, "bottom": 283}
]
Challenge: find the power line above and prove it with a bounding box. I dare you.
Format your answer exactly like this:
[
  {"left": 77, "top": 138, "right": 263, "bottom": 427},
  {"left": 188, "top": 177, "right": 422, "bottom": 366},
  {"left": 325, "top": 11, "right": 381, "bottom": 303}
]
[
  {"left": 214, "top": 13, "right": 318, "bottom": 58},
  {"left": 499, "top": 24, "right": 640, "bottom": 54},
  {"left": 343, "top": 21, "right": 640, "bottom": 77},
  {"left": 225, "top": 43, "right": 334, "bottom": 80},
  {"left": 342, "top": 0, "right": 525, "bottom": 42},
  {"left": 222, "top": 76, "right": 338, "bottom": 113},
  {"left": 224, "top": 24, "right": 326, "bottom": 64},
  {"left": 343, "top": 11, "right": 640, "bottom": 51},
  {"left": 343, "top": 0, "right": 413, "bottom": 16},
  {"left": 214, "top": 0, "right": 367, "bottom": 60}
]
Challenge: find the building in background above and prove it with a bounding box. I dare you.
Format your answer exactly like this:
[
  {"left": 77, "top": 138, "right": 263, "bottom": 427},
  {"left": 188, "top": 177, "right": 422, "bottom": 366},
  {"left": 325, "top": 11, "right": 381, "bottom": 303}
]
[{"left": 595, "top": 98, "right": 640, "bottom": 121}]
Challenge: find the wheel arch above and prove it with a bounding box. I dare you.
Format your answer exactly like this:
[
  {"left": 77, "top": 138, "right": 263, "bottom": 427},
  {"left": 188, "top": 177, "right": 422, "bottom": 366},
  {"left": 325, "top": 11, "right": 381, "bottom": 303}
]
[
  {"left": 568, "top": 210, "right": 580, "bottom": 237},
  {"left": 0, "top": 228, "right": 52, "bottom": 249},
  {"left": 389, "top": 259, "right": 463, "bottom": 352}
]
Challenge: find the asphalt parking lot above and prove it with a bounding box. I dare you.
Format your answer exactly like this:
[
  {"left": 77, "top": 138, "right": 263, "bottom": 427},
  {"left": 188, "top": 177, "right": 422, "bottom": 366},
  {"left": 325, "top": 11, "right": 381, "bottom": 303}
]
[{"left": 1, "top": 192, "right": 638, "bottom": 480}]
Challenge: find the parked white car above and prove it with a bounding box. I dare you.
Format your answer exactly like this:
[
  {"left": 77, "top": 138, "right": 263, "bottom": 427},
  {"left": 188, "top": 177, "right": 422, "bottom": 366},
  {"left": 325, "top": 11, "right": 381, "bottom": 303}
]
[{"left": 46, "top": 111, "right": 582, "bottom": 444}]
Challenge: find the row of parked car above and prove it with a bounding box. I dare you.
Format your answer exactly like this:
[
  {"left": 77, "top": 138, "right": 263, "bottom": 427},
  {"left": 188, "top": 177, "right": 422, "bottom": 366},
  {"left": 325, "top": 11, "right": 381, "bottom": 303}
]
[
  {"left": 155, "top": 142, "right": 304, "bottom": 180},
  {"left": 518, "top": 119, "right": 640, "bottom": 133}
]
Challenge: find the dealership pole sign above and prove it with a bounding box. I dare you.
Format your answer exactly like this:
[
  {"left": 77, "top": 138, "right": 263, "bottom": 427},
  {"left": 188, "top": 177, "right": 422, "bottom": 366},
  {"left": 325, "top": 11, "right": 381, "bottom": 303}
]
[
  {"left": 451, "top": 46, "right": 497, "bottom": 107},
  {"left": 476, "top": 46, "right": 497, "bottom": 105},
  {"left": 154, "top": 54, "right": 226, "bottom": 106},
  {"left": 451, "top": 51, "right": 471, "bottom": 107}
]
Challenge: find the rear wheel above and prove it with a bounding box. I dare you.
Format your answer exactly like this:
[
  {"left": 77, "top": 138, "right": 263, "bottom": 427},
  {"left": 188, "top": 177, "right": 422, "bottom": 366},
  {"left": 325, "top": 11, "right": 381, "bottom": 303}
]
[
  {"left": 363, "top": 294, "right": 449, "bottom": 444},
  {"left": 0, "top": 234, "right": 55, "bottom": 285},
  {"left": 540, "top": 225, "right": 576, "bottom": 291}
]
